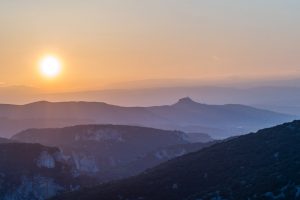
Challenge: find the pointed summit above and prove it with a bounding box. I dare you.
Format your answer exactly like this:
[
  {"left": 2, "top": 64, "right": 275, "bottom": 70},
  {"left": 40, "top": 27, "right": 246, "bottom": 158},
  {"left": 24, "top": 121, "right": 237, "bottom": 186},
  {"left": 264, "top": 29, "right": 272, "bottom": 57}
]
[
  {"left": 174, "top": 97, "right": 201, "bottom": 106},
  {"left": 178, "top": 97, "right": 194, "bottom": 103}
]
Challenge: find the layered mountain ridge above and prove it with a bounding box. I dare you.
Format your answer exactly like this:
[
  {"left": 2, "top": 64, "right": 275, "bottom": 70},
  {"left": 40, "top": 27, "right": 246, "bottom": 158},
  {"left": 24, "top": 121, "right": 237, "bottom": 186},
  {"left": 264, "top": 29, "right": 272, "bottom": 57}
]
[
  {"left": 52, "top": 120, "right": 300, "bottom": 200},
  {"left": 12, "top": 125, "right": 214, "bottom": 183},
  {"left": 0, "top": 97, "right": 295, "bottom": 138}
]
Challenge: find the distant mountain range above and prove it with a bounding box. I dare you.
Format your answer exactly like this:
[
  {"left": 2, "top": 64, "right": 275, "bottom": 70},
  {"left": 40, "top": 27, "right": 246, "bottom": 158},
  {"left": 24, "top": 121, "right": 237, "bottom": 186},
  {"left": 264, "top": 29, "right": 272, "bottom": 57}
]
[
  {"left": 52, "top": 120, "right": 300, "bottom": 200},
  {"left": 12, "top": 125, "right": 214, "bottom": 183},
  {"left": 0, "top": 97, "right": 295, "bottom": 138},
  {"left": 2, "top": 84, "right": 300, "bottom": 115}
]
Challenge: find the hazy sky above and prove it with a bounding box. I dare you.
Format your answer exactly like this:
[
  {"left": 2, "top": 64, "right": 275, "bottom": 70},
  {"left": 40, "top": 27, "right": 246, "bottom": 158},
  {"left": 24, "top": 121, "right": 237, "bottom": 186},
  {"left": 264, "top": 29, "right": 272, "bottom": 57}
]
[{"left": 0, "top": 0, "right": 300, "bottom": 90}]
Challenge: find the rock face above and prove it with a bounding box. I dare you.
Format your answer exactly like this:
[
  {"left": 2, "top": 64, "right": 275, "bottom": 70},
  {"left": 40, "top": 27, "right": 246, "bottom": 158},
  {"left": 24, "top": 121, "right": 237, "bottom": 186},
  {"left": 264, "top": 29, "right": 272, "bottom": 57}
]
[
  {"left": 52, "top": 120, "right": 300, "bottom": 200},
  {"left": 0, "top": 98, "right": 295, "bottom": 138},
  {"left": 12, "top": 125, "right": 213, "bottom": 182},
  {"left": 36, "top": 151, "right": 57, "bottom": 168},
  {"left": 0, "top": 143, "right": 92, "bottom": 200}
]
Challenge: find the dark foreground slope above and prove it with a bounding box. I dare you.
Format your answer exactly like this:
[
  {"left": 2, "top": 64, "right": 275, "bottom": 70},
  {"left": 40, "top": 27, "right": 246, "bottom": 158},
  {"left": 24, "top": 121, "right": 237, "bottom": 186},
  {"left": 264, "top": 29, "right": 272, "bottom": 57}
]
[{"left": 53, "top": 120, "right": 300, "bottom": 200}]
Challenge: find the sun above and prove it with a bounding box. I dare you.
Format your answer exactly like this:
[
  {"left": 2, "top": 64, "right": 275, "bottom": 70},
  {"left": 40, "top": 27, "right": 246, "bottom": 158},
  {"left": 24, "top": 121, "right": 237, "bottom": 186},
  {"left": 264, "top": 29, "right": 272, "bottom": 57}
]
[{"left": 39, "top": 56, "right": 62, "bottom": 78}]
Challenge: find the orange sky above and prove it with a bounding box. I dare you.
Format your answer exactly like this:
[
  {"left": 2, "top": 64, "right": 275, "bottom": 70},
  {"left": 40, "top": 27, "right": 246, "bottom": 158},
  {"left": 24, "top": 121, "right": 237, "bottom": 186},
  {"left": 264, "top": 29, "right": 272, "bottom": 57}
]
[{"left": 0, "top": 1, "right": 300, "bottom": 91}]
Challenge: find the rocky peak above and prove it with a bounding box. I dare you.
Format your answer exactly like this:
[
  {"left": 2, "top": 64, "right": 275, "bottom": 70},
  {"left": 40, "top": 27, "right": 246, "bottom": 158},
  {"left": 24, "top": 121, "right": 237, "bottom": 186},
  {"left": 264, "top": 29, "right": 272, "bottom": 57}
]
[{"left": 174, "top": 97, "right": 201, "bottom": 106}]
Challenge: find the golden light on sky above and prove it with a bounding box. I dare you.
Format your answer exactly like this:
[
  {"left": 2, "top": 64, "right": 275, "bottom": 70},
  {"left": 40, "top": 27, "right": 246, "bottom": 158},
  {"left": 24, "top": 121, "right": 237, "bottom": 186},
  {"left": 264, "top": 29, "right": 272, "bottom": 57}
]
[
  {"left": 0, "top": 1, "right": 299, "bottom": 91},
  {"left": 39, "top": 56, "right": 62, "bottom": 78}
]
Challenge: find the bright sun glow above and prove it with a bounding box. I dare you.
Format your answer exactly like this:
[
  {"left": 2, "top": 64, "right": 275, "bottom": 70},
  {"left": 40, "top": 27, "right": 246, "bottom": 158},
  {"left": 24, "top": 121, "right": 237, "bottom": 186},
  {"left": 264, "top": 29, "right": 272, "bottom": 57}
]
[{"left": 39, "top": 56, "right": 62, "bottom": 78}]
